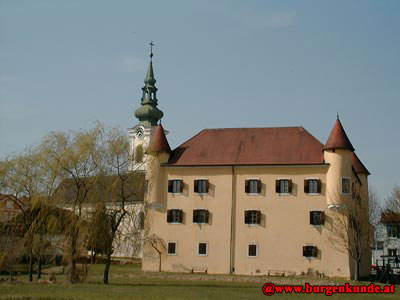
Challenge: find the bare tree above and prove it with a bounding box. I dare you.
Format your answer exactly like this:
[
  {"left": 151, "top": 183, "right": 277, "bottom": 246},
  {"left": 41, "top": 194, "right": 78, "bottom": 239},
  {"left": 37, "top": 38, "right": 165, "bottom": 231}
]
[
  {"left": 95, "top": 126, "right": 145, "bottom": 284},
  {"left": 0, "top": 149, "right": 42, "bottom": 282},
  {"left": 385, "top": 186, "right": 400, "bottom": 214},
  {"left": 327, "top": 186, "right": 377, "bottom": 281}
]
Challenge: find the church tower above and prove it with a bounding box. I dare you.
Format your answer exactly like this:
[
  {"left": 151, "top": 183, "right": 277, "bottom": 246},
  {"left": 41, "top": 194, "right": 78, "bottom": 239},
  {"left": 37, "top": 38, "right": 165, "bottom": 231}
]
[{"left": 128, "top": 42, "right": 166, "bottom": 171}]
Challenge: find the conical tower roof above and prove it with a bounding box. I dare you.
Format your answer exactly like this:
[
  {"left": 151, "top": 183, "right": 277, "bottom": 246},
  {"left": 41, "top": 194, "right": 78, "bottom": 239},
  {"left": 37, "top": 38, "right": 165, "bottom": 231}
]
[
  {"left": 323, "top": 118, "right": 355, "bottom": 151},
  {"left": 147, "top": 124, "right": 171, "bottom": 154}
]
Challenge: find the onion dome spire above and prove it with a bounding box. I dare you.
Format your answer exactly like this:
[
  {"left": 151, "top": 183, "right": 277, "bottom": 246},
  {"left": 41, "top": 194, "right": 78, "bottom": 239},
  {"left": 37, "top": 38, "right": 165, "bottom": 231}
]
[
  {"left": 134, "top": 41, "right": 164, "bottom": 127},
  {"left": 323, "top": 117, "right": 355, "bottom": 152}
]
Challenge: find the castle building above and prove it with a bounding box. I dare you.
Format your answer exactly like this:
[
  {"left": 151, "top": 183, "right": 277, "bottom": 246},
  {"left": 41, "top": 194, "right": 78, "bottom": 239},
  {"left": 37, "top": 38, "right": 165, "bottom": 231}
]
[{"left": 134, "top": 49, "right": 371, "bottom": 278}]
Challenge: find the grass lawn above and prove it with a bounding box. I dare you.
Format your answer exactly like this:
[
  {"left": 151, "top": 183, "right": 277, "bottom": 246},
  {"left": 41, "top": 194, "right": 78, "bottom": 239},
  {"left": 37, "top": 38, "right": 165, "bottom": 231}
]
[{"left": 0, "top": 263, "right": 398, "bottom": 300}]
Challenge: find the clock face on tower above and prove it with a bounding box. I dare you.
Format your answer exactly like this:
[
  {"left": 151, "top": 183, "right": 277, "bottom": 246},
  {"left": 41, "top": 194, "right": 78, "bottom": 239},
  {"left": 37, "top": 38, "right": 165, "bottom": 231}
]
[{"left": 135, "top": 127, "right": 145, "bottom": 139}]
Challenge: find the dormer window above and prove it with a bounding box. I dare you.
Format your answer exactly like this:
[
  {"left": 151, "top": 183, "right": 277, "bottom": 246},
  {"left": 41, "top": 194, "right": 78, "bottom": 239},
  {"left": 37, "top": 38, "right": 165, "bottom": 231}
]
[
  {"left": 245, "top": 179, "right": 261, "bottom": 194},
  {"left": 168, "top": 179, "right": 183, "bottom": 194}
]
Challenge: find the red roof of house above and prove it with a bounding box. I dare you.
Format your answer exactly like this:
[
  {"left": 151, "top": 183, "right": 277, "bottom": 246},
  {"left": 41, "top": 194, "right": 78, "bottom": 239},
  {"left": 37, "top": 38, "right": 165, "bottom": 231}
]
[
  {"left": 323, "top": 119, "right": 355, "bottom": 151},
  {"left": 381, "top": 212, "right": 400, "bottom": 224},
  {"left": 147, "top": 124, "right": 171, "bottom": 154},
  {"left": 168, "top": 127, "right": 325, "bottom": 166},
  {"left": 352, "top": 153, "right": 370, "bottom": 175}
]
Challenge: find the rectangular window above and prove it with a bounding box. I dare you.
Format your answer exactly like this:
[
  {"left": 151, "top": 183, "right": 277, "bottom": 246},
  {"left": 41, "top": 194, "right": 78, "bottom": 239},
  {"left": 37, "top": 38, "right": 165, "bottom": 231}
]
[
  {"left": 245, "top": 179, "right": 261, "bottom": 194},
  {"left": 388, "top": 249, "right": 397, "bottom": 256},
  {"left": 194, "top": 180, "right": 209, "bottom": 194},
  {"left": 193, "top": 209, "right": 209, "bottom": 224},
  {"left": 341, "top": 177, "right": 351, "bottom": 194},
  {"left": 304, "top": 179, "right": 321, "bottom": 194},
  {"left": 376, "top": 241, "right": 384, "bottom": 250},
  {"left": 168, "top": 179, "right": 183, "bottom": 193},
  {"left": 276, "top": 179, "right": 292, "bottom": 194},
  {"left": 310, "top": 211, "right": 325, "bottom": 226},
  {"left": 244, "top": 210, "right": 261, "bottom": 225},
  {"left": 6, "top": 200, "right": 13, "bottom": 209},
  {"left": 167, "top": 209, "right": 183, "bottom": 223},
  {"left": 198, "top": 243, "right": 208, "bottom": 256},
  {"left": 303, "top": 245, "right": 318, "bottom": 258},
  {"left": 248, "top": 244, "right": 258, "bottom": 257},
  {"left": 387, "top": 225, "right": 399, "bottom": 238},
  {"left": 167, "top": 242, "right": 177, "bottom": 255}
]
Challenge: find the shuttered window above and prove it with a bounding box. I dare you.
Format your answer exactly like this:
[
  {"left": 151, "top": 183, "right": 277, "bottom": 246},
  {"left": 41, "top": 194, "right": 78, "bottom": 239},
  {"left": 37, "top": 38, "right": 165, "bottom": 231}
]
[
  {"left": 194, "top": 180, "right": 209, "bottom": 194},
  {"left": 275, "top": 179, "right": 292, "bottom": 194},
  {"left": 168, "top": 179, "right": 183, "bottom": 193},
  {"left": 304, "top": 179, "right": 321, "bottom": 194},
  {"left": 303, "top": 246, "right": 318, "bottom": 258},
  {"left": 310, "top": 211, "right": 325, "bottom": 225},
  {"left": 193, "top": 209, "right": 209, "bottom": 224},
  {"left": 167, "top": 209, "right": 183, "bottom": 223},
  {"left": 244, "top": 210, "right": 261, "bottom": 225},
  {"left": 245, "top": 180, "right": 261, "bottom": 194}
]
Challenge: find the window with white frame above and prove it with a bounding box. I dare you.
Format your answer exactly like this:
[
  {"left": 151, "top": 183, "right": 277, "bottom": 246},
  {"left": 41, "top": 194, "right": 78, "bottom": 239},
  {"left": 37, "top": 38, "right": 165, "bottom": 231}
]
[
  {"left": 168, "top": 179, "right": 183, "bottom": 193},
  {"left": 303, "top": 245, "right": 318, "bottom": 258},
  {"left": 248, "top": 244, "right": 258, "bottom": 257},
  {"left": 341, "top": 177, "right": 351, "bottom": 194},
  {"left": 167, "top": 242, "right": 177, "bottom": 255},
  {"left": 276, "top": 179, "right": 292, "bottom": 194},
  {"left": 305, "top": 179, "right": 321, "bottom": 194},
  {"left": 167, "top": 209, "right": 183, "bottom": 224},
  {"left": 310, "top": 211, "right": 325, "bottom": 226},
  {"left": 245, "top": 179, "right": 261, "bottom": 194},
  {"left": 193, "top": 209, "right": 209, "bottom": 224},
  {"left": 244, "top": 210, "right": 261, "bottom": 225},
  {"left": 194, "top": 179, "right": 209, "bottom": 194},
  {"left": 198, "top": 242, "right": 208, "bottom": 256}
]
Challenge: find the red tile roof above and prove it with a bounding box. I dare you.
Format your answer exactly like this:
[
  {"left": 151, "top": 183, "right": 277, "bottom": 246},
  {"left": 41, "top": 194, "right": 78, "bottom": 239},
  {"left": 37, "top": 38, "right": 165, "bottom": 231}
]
[
  {"left": 381, "top": 212, "right": 400, "bottom": 224},
  {"left": 147, "top": 124, "right": 171, "bottom": 154},
  {"left": 168, "top": 127, "right": 325, "bottom": 166},
  {"left": 323, "top": 119, "right": 355, "bottom": 151},
  {"left": 352, "top": 153, "right": 370, "bottom": 175}
]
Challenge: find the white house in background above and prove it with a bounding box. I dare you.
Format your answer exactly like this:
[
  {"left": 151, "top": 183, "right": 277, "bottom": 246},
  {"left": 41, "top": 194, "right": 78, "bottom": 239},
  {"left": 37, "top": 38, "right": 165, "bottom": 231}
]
[{"left": 372, "top": 212, "right": 400, "bottom": 264}]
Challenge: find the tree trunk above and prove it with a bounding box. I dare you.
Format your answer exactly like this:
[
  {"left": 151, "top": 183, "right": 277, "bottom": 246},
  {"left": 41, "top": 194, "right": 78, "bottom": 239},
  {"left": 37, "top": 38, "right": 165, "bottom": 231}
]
[
  {"left": 354, "top": 258, "right": 360, "bottom": 281},
  {"left": 158, "top": 251, "right": 161, "bottom": 272},
  {"left": 103, "top": 249, "right": 112, "bottom": 284},
  {"left": 28, "top": 250, "right": 34, "bottom": 282},
  {"left": 37, "top": 256, "right": 42, "bottom": 279}
]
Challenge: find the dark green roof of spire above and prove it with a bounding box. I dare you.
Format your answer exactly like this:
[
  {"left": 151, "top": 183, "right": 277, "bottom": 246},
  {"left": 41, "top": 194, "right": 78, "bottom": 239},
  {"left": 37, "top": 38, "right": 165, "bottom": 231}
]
[{"left": 134, "top": 46, "right": 163, "bottom": 127}]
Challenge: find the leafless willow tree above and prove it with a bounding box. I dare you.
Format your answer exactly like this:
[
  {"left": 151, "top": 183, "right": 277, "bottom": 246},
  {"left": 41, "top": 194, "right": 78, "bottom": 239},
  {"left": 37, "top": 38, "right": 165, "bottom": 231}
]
[
  {"left": 41, "top": 125, "right": 103, "bottom": 283},
  {"left": 93, "top": 126, "right": 145, "bottom": 284},
  {"left": 328, "top": 187, "right": 379, "bottom": 281}
]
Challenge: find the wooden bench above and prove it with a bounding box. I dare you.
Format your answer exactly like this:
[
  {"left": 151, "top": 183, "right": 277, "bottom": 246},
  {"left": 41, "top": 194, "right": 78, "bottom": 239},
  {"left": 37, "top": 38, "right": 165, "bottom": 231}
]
[
  {"left": 267, "top": 270, "right": 285, "bottom": 277},
  {"left": 192, "top": 267, "right": 208, "bottom": 274}
]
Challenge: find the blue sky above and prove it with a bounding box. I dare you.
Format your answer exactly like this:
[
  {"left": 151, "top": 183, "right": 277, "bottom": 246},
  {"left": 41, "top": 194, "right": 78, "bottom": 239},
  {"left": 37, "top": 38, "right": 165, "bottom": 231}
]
[{"left": 1, "top": 0, "right": 399, "bottom": 202}]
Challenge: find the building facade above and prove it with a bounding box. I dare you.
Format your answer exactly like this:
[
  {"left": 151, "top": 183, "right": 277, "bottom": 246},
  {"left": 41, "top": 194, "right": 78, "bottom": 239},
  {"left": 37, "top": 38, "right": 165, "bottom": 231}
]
[{"left": 132, "top": 51, "right": 371, "bottom": 278}]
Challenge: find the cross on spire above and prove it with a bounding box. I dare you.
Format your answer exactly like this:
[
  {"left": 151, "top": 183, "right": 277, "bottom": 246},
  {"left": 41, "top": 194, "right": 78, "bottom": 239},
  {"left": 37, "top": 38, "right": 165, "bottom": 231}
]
[{"left": 149, "top": 41, "right": 154, "bottom": 59}]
